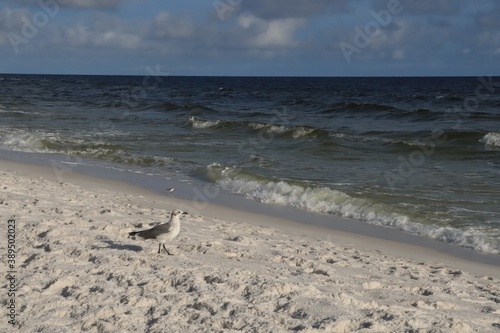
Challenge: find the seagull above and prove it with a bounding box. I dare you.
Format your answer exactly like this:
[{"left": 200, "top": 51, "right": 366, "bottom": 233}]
[
  {"left": 129, "top": 209, "right": 187, "bottom": 255},
  {"left": 166, "top": 188, "right": 175, "bottom": 193}
]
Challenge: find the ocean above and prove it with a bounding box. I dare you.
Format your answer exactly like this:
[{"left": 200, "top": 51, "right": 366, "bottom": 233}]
[{"left": 1, "top": 74, "right": 499, "bottom": 254}]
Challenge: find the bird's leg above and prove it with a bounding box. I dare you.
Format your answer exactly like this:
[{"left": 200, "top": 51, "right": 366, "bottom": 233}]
[
  {"left": 158, "top": 243, "right": 161, "bottom": 254},
  {"left": 163, "top": 244, "right": 173, "bottom": 255}
]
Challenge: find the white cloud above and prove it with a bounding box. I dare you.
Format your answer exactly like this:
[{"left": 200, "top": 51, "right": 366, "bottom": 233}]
[
  {"left": 237, "top": 14, "right": 304, "bottom": 48},
  {"left": 51, "top": 15, "right": 142, "bottom": 50},
  {"left": 0, "top": 7, "right": 35, "bottom": 50},
  {"left": 0, "top": 7, "right": 32, "bottom": 30}
]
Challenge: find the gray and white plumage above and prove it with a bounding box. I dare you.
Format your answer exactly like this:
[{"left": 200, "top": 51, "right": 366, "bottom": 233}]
[{"left": 129, "top": 209, "right": 187, "bottom": 254}]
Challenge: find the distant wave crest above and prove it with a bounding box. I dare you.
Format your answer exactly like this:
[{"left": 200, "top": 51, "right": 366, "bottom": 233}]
[
  {"left": 189, "top": 116, "right": 225, "bottom": 129},
  {"left": 481, "top": 132, "right": 500, "bottom": 147},
  {"left": 189, "top": 116, "right": 324, "bottom": 139},
  {"left": 248, "top": 122, "right": 320, "bottom": 139}
]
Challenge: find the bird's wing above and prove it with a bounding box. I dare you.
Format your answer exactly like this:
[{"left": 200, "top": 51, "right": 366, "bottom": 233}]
[
  {"left": 132, "top": 222, "right": 168, "bottom": 239},
  {"left": 133, "top": 228, "right": 157, "bottom": 239},
  {"left": 148, "top": 222, "right": 173, "bottom": 235}
]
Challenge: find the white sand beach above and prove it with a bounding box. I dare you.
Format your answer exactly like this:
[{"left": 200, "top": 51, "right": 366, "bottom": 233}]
[{"left": 1, "top": 159, "right": 499, "bottom": 333}]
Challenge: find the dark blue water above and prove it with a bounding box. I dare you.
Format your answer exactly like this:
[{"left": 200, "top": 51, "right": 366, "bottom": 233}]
[{"left": 1, "top": 74, "right": 499, "bottom": 253}]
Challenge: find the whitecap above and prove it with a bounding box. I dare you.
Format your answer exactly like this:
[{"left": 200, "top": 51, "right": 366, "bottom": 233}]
[
  {"left": 189, "top": 116, "right": 221, "bottom": 129},
  {"left": 0, "top": 129, "right": 56, "bottom": 153},
  {"left": 481, "top": 132, "right": 500, "bottom": 147},
  {"left": 248, "top": 122, "right": 317, "bottom": 139}
]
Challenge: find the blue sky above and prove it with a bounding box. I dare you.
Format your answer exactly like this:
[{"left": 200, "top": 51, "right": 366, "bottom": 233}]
[{"left": 0, "top": 0, "right": 499, "bottom": 76}]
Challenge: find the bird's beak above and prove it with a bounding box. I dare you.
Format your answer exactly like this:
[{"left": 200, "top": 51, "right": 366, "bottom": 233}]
[{"left": 182, "top": 211, "right": 188, "bottom": 215}]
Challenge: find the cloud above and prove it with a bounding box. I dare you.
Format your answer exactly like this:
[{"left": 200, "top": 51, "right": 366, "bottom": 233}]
[
  {"left": 331, "top": 0, "right": 500, "bottom": 67},
  {"left": 242, "top": 0, "right": 351, "bottom": 19},
  {"left": 456, "top": 2, "right": 500, "bottom": 56},
  {"left": 2, "top": 0, "right": 499, "bottom": 75},
  {"left": 0, "top": 0, "right": 125, "bottom": 10},
  {"left": 403, "top": 0, "right": 462, "bottom": 15},
  {"left": 370, "top": 0, "right": 463, "bottom": 16},
  {"left": 65, "top": 0, "right": 124, "bottom": 9},
  {"left": 50, "top": 14, "right": 143, "bottom": 49},
  {"left": 152, "top": 11, "right": 195, "bottom": 39},
  {"left": 392, "top": 49, "right": 405, "bottom": 59},
  {"left": 237, "top": 14, "right": 304, "bottom": 48},
  {"left": 335, "top": 13, "right": 465, "bottom": 66},
  {"left": 475, "top": 7, "right": 500, "bottom": 30},
  {"left": 0, "top": 7, "right": 33, "bottom": 49},
  {"left": 0, "top": 7, "right": 32, "bottom": 30}
]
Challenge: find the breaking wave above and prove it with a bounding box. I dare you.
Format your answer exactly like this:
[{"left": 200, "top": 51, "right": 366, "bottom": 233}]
[
  {"left": 189, "top": 116, "right": 326, "bottom": 139},
  {"left": 0, "top": 128, "right": 174, "bottom": 167},
  {"left": 481, "top": 132, "right": 500, "bottom": 147},
  {"left": 202, "top": 163, "right": 500, "bottom": 254},
  {"left": 189, "top": 116, "right": 226, "bottom": 129}
]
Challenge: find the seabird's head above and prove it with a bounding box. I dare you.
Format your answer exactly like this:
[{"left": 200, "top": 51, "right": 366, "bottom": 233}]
[{"left": 171, "top": 209, "right": 188, "bottom": 217}]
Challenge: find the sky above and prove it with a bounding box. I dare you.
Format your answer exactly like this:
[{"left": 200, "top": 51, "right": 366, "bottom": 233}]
[{"left": 0, "top": 0, "right": 499, "bottom": 76}]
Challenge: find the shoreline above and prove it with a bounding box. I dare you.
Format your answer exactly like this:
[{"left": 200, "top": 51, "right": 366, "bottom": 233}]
[
  {"left": 1, "top": 158, "right": 500, "bottom": 332},
  {"left": 1, "top": 156, "right": 499, "bottom": 278}
]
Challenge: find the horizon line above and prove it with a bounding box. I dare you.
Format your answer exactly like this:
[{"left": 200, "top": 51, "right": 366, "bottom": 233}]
[{"left": 1, "top": 72, "right": 499, "bottom": 79}]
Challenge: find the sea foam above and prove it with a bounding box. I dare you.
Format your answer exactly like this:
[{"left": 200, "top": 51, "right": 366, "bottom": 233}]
[
  {"left": 0, "top": 129, "right": 55, "bottom": 153},
  {"left": 481, "top": 132, "right": 500, "bottom": 147},
  {"left": 207, "top": 164, "right": 500, "bottom": 254},
  {"left": 189, "top": 116, "right": 222, "bottom": 129}
]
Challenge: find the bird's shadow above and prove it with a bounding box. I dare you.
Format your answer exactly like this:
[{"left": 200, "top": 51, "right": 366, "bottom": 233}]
[{"left": 96, "top": 240, "right": 143, "bottom": 252}]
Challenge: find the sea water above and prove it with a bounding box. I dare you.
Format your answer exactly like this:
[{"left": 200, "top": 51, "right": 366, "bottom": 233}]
[{"left": 1, "top": 75, "right": 499, "bottom": 254}]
